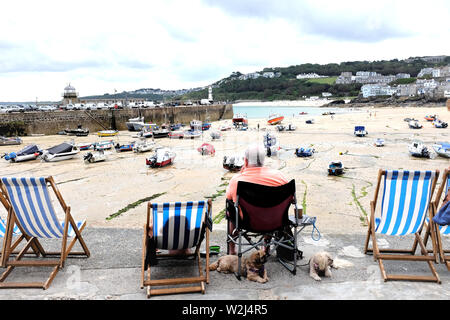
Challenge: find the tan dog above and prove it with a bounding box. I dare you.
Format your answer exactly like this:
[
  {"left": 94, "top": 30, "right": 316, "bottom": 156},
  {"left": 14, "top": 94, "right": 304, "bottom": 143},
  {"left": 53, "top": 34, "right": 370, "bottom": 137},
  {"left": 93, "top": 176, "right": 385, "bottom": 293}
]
[
  {"left": 309, "top": 251, "right": 335, "bottom": 281},
  {"left": 209, "top": 249, "right": 269, "bottom": 283}
]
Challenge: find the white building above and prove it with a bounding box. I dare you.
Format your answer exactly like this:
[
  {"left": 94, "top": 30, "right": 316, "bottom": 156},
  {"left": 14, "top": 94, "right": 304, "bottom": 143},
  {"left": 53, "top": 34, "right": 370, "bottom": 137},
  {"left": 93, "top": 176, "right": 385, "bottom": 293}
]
[
  {"left": 296, "top": 73, "right": 324, "bottom": 79},
  {"left": 361, "top": 84, "right": 396, "bottom": 98}
]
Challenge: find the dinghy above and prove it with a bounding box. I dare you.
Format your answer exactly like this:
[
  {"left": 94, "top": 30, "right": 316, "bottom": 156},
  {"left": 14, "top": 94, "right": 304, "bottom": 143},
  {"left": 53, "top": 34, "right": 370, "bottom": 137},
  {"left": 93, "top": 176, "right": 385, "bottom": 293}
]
[
  {"left": 146, "top": 147, "right": 175, "bottom": 168},
  {"left": 295, "top": 147, "right": 315, "bottom": 157},
  {"left": 98, "top": 130, "right": 119, "bottom": 137},
  {"left": 152, "top": 129, "right": 170, "bottom": 139},
  {"left": 64, "top": 125, "right": 89, "bottom": 136},
  {"left": 408, "top": 141, "right": 430, "bottom": 158},
  {"left": 41, "top": 142, "right": 79, "bottom": 162},
  {"left": 268, "top": 114, "right": 284, "bottom": 125},
  {"left": 354, "top": 126, "right": 368, "bottom": 137},
  {"left": 76, "top": 142, "right": 93, "bottom": 150},
  {"left": 408, "top": 120, "right": 422, "bottom": 129},
  {"left": 433, "top": 119, "right": 448, "bottom": 128},
  {"left": 432, "top": 143, "right": 450, "bottom": 158},
  {"left": 84, "top": 150, "right": 108, "bottom": 163},
  {"left": 223, "top": 155, "right": 245, "bottom": 172},
  {"left": 168, "top": 130, "right": 184, "bottom": 139},
  {"left": 305, "top": 119, "right": 315, "bottom": 124},
  {"left": 198, "top": 143, "right": 215, "bottom": 156},
  {"left": 115, "top": 142, "right": 134, "bottom": 152},
  {"left": 424, "top": 115, "right": 437, "bottom": 121},
  {"left": 184, "top": 130, "right": 202, "bottom": 139},
  {"left": 285, "top": 124, "right": 296, "bottom": 131},
  {"left": 94, "top": 140, "right": 115, "bottom": 151},
  {"left": 220, "top": 124, "right": 232, "bottom": 131},
  {"left": 133, "top": 139, "right": 156, "bottom": 153},
  {"left": 2, "top": 144, "right": 42, "bottom": 162},
  {"left": 210, "top": 131, "right": 222, "bottom": 140},
  {"left": 374, "top": 138, "right": 385, "bottom": 147},
  {"left": 202, "top": 123, "right": 212, "bottom": 131},
  {"left": 0, "top": 136, "right": 22, "bottom": 146},
  {"left": 328, "top": 161, "right": 344, "bottom": 176}
]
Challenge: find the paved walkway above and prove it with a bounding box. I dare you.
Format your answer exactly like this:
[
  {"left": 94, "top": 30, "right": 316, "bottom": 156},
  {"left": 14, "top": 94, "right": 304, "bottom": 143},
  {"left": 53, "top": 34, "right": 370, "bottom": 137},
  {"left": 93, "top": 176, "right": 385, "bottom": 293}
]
[{"left": 0, "top": 226, "right": 449, "bottom": 300}]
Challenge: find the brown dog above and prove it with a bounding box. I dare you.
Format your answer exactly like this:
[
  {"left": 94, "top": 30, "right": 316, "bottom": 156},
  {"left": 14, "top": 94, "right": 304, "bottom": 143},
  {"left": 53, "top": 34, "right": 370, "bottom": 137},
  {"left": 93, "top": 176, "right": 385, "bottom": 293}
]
[
  {"left": 209, "top": 249, "right": 269, "bottom": 283},
  {"left": 309, "top": 251, "right": 335, "bottom": 281}
]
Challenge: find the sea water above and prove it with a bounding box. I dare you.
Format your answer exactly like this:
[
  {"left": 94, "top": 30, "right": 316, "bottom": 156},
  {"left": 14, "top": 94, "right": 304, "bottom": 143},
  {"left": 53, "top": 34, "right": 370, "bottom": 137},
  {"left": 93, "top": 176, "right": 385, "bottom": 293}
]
[{"left": 232, "top": 104, "right": 358, "bottom": 119}]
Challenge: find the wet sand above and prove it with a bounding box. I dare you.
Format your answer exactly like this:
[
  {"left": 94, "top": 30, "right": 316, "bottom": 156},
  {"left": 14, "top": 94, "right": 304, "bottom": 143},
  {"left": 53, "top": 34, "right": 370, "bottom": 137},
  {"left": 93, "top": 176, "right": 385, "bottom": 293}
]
[{"left": 0, "top": 105, "right": 448, "bottom": 235}]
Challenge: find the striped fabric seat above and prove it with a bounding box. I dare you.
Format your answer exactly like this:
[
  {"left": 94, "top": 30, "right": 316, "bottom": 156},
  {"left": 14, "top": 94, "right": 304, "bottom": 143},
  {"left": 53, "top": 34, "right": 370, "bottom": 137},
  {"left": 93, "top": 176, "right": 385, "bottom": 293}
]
[
  {"left": 1, "top": 177, "right": 85, "bottom": 239},
  {"left": 151, "top": 201, "right": 207, "bottom": 250},
  {"left": 375, "top": 170, "right": 436, "bottom": 236},
  {"left": 0, "top": 218, "right": 20, "bottom": 238},
  {"left": 427, "top": 173, "right": 450, "bottom": 235}
]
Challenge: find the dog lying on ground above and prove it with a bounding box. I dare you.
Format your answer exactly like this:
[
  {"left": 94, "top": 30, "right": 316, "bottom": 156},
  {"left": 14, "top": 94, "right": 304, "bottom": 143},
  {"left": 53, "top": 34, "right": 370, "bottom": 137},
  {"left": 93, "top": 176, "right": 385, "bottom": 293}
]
[
  {"left": 309, "top": 251, "right": 335, "bottom": 281},
  {"left": 209, "top": 249, "right": 269, "bottom": 283}
]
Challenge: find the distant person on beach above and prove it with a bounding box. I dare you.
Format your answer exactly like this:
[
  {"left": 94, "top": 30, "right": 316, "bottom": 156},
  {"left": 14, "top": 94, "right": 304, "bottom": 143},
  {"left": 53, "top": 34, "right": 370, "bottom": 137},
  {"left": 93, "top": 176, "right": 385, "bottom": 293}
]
[{"left": 225, "top": 143, "right": 289, "bottom": 255}]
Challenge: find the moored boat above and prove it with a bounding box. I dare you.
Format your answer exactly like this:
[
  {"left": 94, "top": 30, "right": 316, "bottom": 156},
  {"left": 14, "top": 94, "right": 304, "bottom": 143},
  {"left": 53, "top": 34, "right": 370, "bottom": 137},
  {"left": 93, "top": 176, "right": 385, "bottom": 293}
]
[
  {"left": 98, "top": 130, "right": 119, "bottom": 137},
  {"left": 115, "top": 142, "right": 134, "bottom": 152},
  {"left": 354, "top": 126, "right": 368, "bottom": 137},
  {"left": 328, "top": 161, "right": 344, "bottom": 175},
  {"left": 210, "top": 131, "right": 222, "bottom": 140},
  {"left": 285, "top": 124, "right": 296, "bottom": 131},
  {"left": 126, "top": 116, "right": 144, "bottom": 131},
  {"left": 133, "top": 139, "right": 156, "bottom": 153},
  {"left": 76, "top": 142, "right": 93, "bottom": 150},
  {"left": 84, "top": 150, "right": 108, "bottom": 163},
  {"left": 408, "top": 141, "right": 430, "bottom": 158},
  {"left": 202, "top": 123, "right": 212, "bottom": 131},
  {"left": 64, "top": 125, "right": 89, "bottom": 136},
  {"left": 276, "top": 125, "right": 285, "bottom": 132},
  {"left": 2, "top": 144, "right": 42, "bottom": 162},
  {"left": 152, "top": 129, "right": 170, "bottom": 139},
  {"left": 374, "top": 138, "right": 385, "bottom": 147},
  {"left": 267, "top": 114, "right": 284, "bottom": 125},
  {"left": 305, "top": 119, "right": 315, "bottom": 124},
  {"left": 232, "top": 113, "right": 248, "bottom": 126},
  {"left": 424, "top": 115, "right": 437, "bottom": 121},
  {"left": 41, "top": 142, "right": 79, "bottom": 162},
  {"left": 168, "top": 130, "right": 184, "bottom": 139},
  {"left": 432, "top": 143, "right": 450, "bottom": 158},
  {"left": 184, "top": 130, "right": 202, "bottom": 139},
  {"left": 0, "top": 136, "right": 22, "bottom": 146},
  {"left": 94, "top": 140, "right": 115, "bottom": 151},
  {"left": 220, "top": 124, "right": 232, "bottom": 131},
  {"left": 433, "top": 119, "right": 448, "bottom": 128},
  {"left": 408, "top": 120, "right": 422, "bottom": 129},
  {"left": 295, "top": 147, "right": 315, "bottom": 157},
  {"left": 146, "top": 147, "right": 175, "bottom": 168}
]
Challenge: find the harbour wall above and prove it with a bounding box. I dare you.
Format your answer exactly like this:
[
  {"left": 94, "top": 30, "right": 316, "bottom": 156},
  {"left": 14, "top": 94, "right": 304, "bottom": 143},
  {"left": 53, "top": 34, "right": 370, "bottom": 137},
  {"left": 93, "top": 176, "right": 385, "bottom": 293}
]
[{"left": 0, "top": 104, "right": 233, "bottom": 136}]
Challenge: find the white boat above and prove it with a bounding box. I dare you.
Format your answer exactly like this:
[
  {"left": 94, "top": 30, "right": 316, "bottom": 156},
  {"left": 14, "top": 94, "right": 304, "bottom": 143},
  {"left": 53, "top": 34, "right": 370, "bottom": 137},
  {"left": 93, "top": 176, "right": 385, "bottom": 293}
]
[
  {"left": 0, "top": 136, "right": 22, "bottom": 146},
  {"left": 2, "top": 144, "right": 42, "bottom": 162},
  {"left": 267, "top": 114, "right": 284, "bottom": 125},
  {"left": 41, "top": 142, "right": 80, "bottom": 162},
  {"left": 285, "top": 124, "right": 296, "bottom": 131},
  {"left": 184, "top": 130, "right": 202, "bottom": 139},
  {"left": 133, "top": 139, "right": 156, "bottom": 153},
  {"left": 126, "top": 116, "right": 145, "bottom": 131},
  {"left": 168, "top": 130, "right": 184, "bottom": 139},
  {"left": 354, "top": 126, "right": 368, "bottom": 137},
  {"left": 374, "top": 138, "right": 385, "bottom": 147},
  {"left": 432, "top": 143, "right": 450, "bottom": 158},
  {"left": 84, "top": 150, "right": 108, "bottom": 163},
  {"left": 220, "top": 124, "right": 232, "bottom": 131},
  {"left": 146, "top": 147, "right": 175, "bottom": 168},
  {"left": 408, "top": 120, "right": 422, "bottom": 129},
  {"left": 94, "top": 140, "right": 115, "bottom": 151},
  {"left": 408, "top": 141, "right": 430, "bottom": 158},
  {"left": 210, "top": 131, "right": 222, "bottom": 140},
  {"left": 433, "top": 119, "right": 448, "bottom": 128}
]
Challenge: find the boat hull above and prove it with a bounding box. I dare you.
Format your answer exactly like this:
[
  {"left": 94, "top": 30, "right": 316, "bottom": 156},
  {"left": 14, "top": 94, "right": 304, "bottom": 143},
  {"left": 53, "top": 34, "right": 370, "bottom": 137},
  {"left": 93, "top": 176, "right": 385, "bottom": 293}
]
[
  {"left": 268, "top": 116, "right": 284, "bottom": 125},
  {"left": 42, "top": 151, "right": 79, "bottom": 162}
]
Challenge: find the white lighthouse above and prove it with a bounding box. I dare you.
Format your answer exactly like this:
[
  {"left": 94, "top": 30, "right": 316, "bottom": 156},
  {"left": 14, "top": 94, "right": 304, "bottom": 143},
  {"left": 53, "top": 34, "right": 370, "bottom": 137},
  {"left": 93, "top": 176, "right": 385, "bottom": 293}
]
[{"left": 208, "top": 86, "right": 213, "bottom": 102}]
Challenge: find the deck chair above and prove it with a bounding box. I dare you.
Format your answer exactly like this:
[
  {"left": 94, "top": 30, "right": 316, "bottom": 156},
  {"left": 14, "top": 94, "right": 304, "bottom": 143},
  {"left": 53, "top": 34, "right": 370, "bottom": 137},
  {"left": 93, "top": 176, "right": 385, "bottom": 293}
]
[
  {"left": 141, "top": 199, "right": 212, "bottom": 298},
  {"left": 0, "top": 177, "right": 90, "bottom": 289},
  {"left": 428, "top": 169, "right": 450, "bottom": 270},
  {"left": 227, "top": 179, "right": 302, "bottom": 279},
  {"left": 364, "top": 169, "right": 441, "bottom": 283}
]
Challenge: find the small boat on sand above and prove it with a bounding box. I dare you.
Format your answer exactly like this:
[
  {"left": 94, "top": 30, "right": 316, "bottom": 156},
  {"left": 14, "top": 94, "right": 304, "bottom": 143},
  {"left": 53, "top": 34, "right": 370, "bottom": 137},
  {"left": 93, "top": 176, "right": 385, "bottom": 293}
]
[
  {"left": 295, "top": 147, "right": 315, "bottom": 157},
  {"left": 184, "top": 130, "right": 202, "bottom": 139},
  {"left": 220, "top": 124, "right": 232, "bottom": 131},
  {"left": 285, "top": 124, "right": 296, "bottom": 131},
  {"left": 432, "top": 143, "right": 450, "bottom": 158},
  {"left": 424, "top": 115, "right": 437, "bottom": 121},
  {"left": 168, "top": 130, "right": 184, "bottom": 139},
  {"left": 328, "top": 161, "right": 344, "bottom": 175},
  {"left": 433, "top": 119, "right": 448, "bottom": 128},
  {"left": 276, "top": 125, "right": 285, "bottom": 132},
  {"left": 2, "top": 144, "right": 42, "bottom": 162},
  {"left": 232, "top": 113, "right": 248, "bottom": 126},
  {"left": 133, "top": 139, "right": 156, "bottom": 153},
  {"left": 98, "top": 130, "right": 119, "bottom": 137},
  {"left": 305, "top": 119, "right": 315, "bottom": 124},
  {"left": 354, "top": 126, "right": 368, "bottom": 137},
  {"left": 126, "top": 116, "right": 145, "bottom": 131},
  {"left": 41, "top": 142, "right": 79, "bottom": 162},
  {"left": 198, "top": 143, "right": 215, "bottom": 156},
  {"left": 146, "top": 147, "right": 175, "bottom": 168},
  {"left": 152, "top": 129, "right": 170, "bottom": 139},
  {"left": 210, "top": 131, "right": 222, "bottom": 140},
  {"left": 268, "top": 114, "right": 284, "bottom": 125},
  {"left": 115, "top": 142, "right": 134, "bottom": 152},
  {"left": 408, "top": 141, "right": 430, "bottom": 158},
  {"left": 76, "top": 142, "right": 93, "bottom": 150},
  {"left": 84, "top": 150, "right": 108, "bottom": 163},
  {"left": 64, "top": 125, "right": 89, "bottom": 136},
  {"left": 223, "top": 155, "right": 245, "bottom": 172},
  {"left": 0, "top": 136, "right": 22, "bottom": 146},
  {"left": 374, "top": 138, "right": 385, "bottom": 147},
  {"left": 94, "top": 140, "right": 115, "bottom": 151},
  {"left": 408, "top": 120, "right": 422, "bottom": 129}
]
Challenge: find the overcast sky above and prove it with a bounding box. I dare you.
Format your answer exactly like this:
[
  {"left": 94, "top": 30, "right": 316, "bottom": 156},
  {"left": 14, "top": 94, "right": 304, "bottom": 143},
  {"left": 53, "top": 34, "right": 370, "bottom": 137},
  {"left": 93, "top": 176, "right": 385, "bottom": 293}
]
[{"left": 1, "top": 0, "right": 449, "bottom": 102}]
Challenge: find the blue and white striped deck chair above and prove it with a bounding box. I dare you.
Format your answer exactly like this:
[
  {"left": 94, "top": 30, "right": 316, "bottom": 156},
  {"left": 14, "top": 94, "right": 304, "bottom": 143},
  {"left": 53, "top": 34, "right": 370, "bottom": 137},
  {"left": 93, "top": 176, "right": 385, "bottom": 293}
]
[
  {"left": 141, "top": 199, "right": 212, "bottom": 298},
  {"left": 364, "top": 169, "right": 441, "bottom": 283},
  {"left": 429, "top": 168, "right": 450, "bottom": 269},
  {"left": 0, "top": 176, "right": 90, "bottom": 290}
]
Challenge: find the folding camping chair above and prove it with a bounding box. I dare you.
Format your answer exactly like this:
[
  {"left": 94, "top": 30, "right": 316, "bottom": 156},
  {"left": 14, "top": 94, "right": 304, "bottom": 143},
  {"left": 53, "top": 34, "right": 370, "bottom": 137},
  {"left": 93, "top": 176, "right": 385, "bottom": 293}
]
[
  {"left": 141, "top": 199, "right": 212, "bottom": 298},
  {"left": 0, "top": 177, "right": 90, "bottom": 289},
  {"left": 226, "top": 179, "right": 304, "bottom": 279},
  {"left": 364, "top": 169, "right": 441, "bottom": 283},
  {"left": 429, "top": 168, "right": 450, "bottom": 270}
]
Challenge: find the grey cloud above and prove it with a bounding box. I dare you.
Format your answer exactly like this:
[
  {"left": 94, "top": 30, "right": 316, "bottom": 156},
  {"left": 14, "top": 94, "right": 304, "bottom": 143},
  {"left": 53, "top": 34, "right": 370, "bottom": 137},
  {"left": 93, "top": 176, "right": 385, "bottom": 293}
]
[{"left": 202, "top": 0, "right": 412, "bottom": 42}]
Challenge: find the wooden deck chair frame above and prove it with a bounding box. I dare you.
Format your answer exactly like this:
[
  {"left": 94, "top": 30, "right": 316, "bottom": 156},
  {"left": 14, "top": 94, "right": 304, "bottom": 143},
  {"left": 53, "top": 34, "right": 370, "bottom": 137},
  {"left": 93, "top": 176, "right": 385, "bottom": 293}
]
[
  {"left": 364, "top": 169, "right": 441, "bottom": 283},
  {"left": 427, "top": 168, "right": 450, "bottom": 270},
  {"left": 0, "top": 176, "right": 90, "bottom": 289},
  {"left": 141, "top": 199, "right": 212, "bottom": 298}
]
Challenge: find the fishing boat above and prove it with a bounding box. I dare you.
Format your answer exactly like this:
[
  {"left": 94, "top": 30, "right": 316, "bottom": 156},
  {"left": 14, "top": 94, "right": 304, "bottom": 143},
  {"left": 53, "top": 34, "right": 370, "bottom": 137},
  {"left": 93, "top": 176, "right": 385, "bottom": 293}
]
[
  {"left": 146, "top": 147, "right": 175, "bottom": 168},
  {"left": 184, "top": 130, "right": 202, "bottom": 139},
  {"left": 190, "top": 120, "right": 202, "bottom": 131},
  {"left": 94, "top": 140, "right": 115, "bottom": 151},
  {"left": 328, "top": 161, "right": 344, "bottom": 175},
  {"left": 84, "top": 150, "right": 108, "bottom": 163},
  {"left": 2, "top": 144, "right": 42, "bottom": 162},
  {"left": 232, "top": 113, "right": 248, "bottom": 125},
  {"left": 134, "top": 129, "right": 153, "bottom": 139},
  {"left": 354, "top": 126, "right": 368, "bottom": 137},
  {"left": 295, "top": 147, "right": 315, "bottom": 157},
  {"left": 424, "top": 115, "right": 437, "bottom": 121},
  {"left": 220, "top": 124, "right": 232, "bottom": 131},
  {"left": 374, "top": 138, "right": 385, "bottom": 147},
  {"left": 433, "top": 119, "right": 448, "bottom": 128},
  {"left": 408, "top": 120, "right": 422, "bottom": 129},
  {"left": 0, "top": 136, "right": 22, "bottom": 146},
  {"left": 305, "top": 119, "right": 315, "bottom": 124},
  {"left": 432, "top": 143, "right": 450, "bottom": 158},
  {"left": 223, "top": 155, "right": 245, "bottom": 172},
  {"left": 76, "top": 142, "right": 93, "bottom": 151},
  {"left": 115, "top": 142, "right": 134, "bottom": 152},
  {"left": 126, "top": 116, "right": 145, "bottom": 131},
  {"left": 408, "top": 141, "right": 430, "bottom": 158},
  {"left": 41, "top": 142, "right": 79, "bottom": 162},
  {"left": 152, "top": 129, "right": 170, "bottom": 139},
  {"left": 198, "top": 143, "right": 215, "bottom": 156},
  {"left": 98, "top": 130, "right": 119, "bottom": 137},
  {"left": 267, "top": 114, "right": 284, "bottom": 125},
  {"left": 276, "top": 125, "right": 285, "bottom": 132},
  {"left": 210, "top": 131, "right": 222, "bottom": 140},
  {"left": 133, "top": 139, "right": 156, "bottom": 153},
  {"left": 285, "top": 124, "right": 296, "bottom": 131},
  {"left": 64, "top": 125, "right": 89, "bottom": 136},
  {"left": 168, "top": 130, "right": 184, "bottom": 139}
]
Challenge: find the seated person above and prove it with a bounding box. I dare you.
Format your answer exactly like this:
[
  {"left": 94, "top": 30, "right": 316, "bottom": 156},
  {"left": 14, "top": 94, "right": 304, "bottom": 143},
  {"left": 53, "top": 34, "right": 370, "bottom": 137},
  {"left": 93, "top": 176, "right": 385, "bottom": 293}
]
[{"left": 225, "top": 143, "right": 289, "bottom": 255}]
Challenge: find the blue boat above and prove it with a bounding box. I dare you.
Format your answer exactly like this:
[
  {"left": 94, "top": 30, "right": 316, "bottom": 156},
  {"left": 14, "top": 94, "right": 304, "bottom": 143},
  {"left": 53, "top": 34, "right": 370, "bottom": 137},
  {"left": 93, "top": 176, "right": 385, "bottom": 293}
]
[
  {"left": 328, "top": 161, "right": 344, "bottom": 175},
  {"left": 295, "top": 147, "right": 315, "bottom": 157},
  {"left": 202, "top": 123, "right": 211, "bottom": 131},
  {"left": 354, "top": 126, "right": 368, "bottom": 137},
  {"left": 115, "top": 142, "right": 135, "bottom": 152}
]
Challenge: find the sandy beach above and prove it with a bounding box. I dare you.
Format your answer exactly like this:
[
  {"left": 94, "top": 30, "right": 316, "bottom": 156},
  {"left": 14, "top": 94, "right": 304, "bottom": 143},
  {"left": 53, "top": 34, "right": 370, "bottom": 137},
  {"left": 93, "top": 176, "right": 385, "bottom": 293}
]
[{"left": 0, "top": 105, "right": 448, "bottom": 235}]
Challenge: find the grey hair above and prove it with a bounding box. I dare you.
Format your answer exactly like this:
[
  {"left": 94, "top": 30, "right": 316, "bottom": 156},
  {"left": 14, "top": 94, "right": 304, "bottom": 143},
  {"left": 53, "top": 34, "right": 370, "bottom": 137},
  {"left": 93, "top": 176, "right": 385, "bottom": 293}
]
[{"left": 245, "top": 143, "right": 265, "bottom": 167}]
